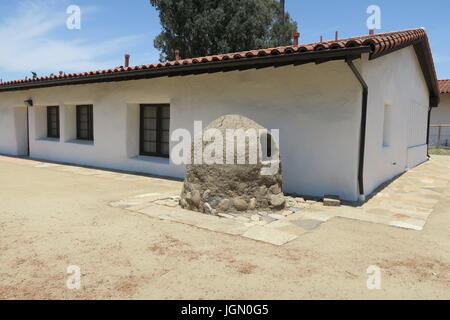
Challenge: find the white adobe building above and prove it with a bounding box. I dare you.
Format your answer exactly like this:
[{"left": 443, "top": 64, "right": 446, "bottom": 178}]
[
  {"left": 0, "top": 28, "right": 440, "bottom": 201},
  {"left": 433, "top": 80, "right": 450, "bottom": 124},
  {"left": 430, "top": 80, "right": 450, "bottom": 146}
]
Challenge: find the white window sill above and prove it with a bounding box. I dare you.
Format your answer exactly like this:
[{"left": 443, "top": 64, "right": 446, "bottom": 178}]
[
  {"left": 66, "top": 139, "right": 95, "bottom": 146},
  {"left": 130, "top": 155, "right": 170, "bottom": 164},
  {"left": 36, "top": 137, "right": 60, "bottom": 143}
]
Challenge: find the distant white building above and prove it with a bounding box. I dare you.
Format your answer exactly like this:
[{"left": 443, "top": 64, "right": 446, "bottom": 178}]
[
  {"left": 0, "top": 28, "right": 440, "bottom": 201},
  {"left": 430, "top": 80, "right": 450, "bottom": 146}
]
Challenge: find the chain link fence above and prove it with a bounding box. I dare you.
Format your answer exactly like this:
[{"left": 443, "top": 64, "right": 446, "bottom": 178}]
[{"left": 429, "top": 125, "right": 450, "bottom": 148}]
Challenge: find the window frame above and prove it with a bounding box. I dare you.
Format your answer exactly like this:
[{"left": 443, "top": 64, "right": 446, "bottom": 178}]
[
  {"left": 139, "top": 104, "right": 170, "bottom": 158},
  {"left": 47, "top": 106, "right": 60, "bottom": 139},
  {"left": 76, "top": 105, "right": 94, "bottom": 141}
]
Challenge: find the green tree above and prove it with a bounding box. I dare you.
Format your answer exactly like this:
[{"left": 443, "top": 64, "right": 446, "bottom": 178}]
[{"left": 149, "top": 0, "right": 297, "bottom": 61}]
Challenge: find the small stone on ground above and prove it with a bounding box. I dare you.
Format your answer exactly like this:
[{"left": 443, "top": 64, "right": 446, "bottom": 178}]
[{"left": 323, "top": 195, "right": 341, "bottom": 207}]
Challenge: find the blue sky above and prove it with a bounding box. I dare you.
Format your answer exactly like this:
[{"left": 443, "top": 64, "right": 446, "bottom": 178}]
[{"left": 0, "top": 0, "right": 449, "bottom": 81}]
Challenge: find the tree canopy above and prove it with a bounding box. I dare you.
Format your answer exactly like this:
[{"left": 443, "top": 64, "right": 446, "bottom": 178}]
[{"left": 149, "top": 0, "right": 298, "bottom": 61}]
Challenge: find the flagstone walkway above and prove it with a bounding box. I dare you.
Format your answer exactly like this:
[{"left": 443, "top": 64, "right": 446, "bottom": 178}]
[{"left": 109, "top": 156, "right": 450, "bottom": 245}]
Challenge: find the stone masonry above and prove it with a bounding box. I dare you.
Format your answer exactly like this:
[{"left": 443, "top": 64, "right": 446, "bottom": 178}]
[{"left": 180, "top": 115, "right": 285, "bottom": 215}]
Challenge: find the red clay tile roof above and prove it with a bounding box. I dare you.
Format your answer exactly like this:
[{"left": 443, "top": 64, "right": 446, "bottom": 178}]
[
  {"left": 439, "top": 79, "right": 450, "bottom": 94},
  {"left": 0, "top": 27, "right": 439, "bottom": 99}
]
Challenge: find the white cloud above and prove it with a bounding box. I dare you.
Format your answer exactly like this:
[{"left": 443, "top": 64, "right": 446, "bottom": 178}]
[{"left": 0, "top": 0, "right": 144, "bottom": 79}]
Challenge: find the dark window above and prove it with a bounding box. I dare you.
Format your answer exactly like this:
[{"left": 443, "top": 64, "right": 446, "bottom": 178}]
[
  {"left": 266, "top": 133, "right": 272, "bottom": 158},
  {"left": 47, "top": 106, "right": 60, "bottom": 138},
  {"left": 76, "top": 105, "right": 94, "bottom": 141},
  {"left": 140, "top": 104, "right": 170, "bottom": 158},
  {"left": 261, "top": 131, "right": 277, "bottom": 161}
]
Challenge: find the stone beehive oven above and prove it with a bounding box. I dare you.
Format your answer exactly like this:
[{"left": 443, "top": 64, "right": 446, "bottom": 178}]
[{"left": 180, "top": 115, "right": 285, "bottom": 215}]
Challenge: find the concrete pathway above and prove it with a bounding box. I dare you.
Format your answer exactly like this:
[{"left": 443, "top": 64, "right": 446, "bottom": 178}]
[
  {"left": 320, "top": 156, "right": 450, "bottom": 231},
  {"left": 110, "top": 156, "right": 450, "bottom": 245}
]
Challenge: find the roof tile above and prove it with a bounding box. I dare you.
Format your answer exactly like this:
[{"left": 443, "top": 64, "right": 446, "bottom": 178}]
[
  {"left": 439, "top": 79, "right": 450, "bottom": 94},
  {"left": 0, "top": 28, "right": 432, "bottom": 87}
]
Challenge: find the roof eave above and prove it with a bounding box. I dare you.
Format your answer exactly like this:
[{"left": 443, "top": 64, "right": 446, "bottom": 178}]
[
  {"left": 0, "top": 46, "right": 371, "bottom": 93},
  {"left": 415, "top": 38, "right": 440, "bottom": 107},
  {"left": 368, "top": 37, "right": 440, "bottom": 107}
]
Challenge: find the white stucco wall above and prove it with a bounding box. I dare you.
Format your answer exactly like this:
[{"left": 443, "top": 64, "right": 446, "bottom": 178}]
[
  {"left": 361, "top": 46, "right": 430, "bottom": 196},
  {"left": 0, "top": 61, "right": 363, "bottom": 200},
  {"left": 431, "top": 94, "right": 450, "bottom": 125},
  {"left": 0, "top": 101, "right": 28, "bottom": 156},
  {"left": 429, "top": 94, "right": 450, "bottom": 146}
]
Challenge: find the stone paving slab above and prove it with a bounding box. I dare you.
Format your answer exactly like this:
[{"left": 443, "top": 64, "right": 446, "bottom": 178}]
[
  {"left": 136, "top": 204, "right": 249, "bottom": 236},
  {"left": 265, "top": 219, "right": 295, "bottom": 229},
  {"left": 290, "top": 219, "right": 323, "bottom": 230},
  {"left": 389, "top": 220, "right": 424, "bottom": 231},
  {"left": 242, "top": 226, "right": 298, "bottom": 246},
  {"left": 319, "top": 207, "right": 399, "bottom": 225},
  {"left": 273, "top": 224, "right": 309, "bottom": 236},
  {"left": 131, "top": 199, "right": 319, "bottom": 244},
  {"left": 296, "top": 211, "right": 335, "bottom": 222}
]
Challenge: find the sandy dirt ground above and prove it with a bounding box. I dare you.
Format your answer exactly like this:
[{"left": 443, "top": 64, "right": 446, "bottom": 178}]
[{"left": 0, "top": 157, "right": 449, "bottom": 300}]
